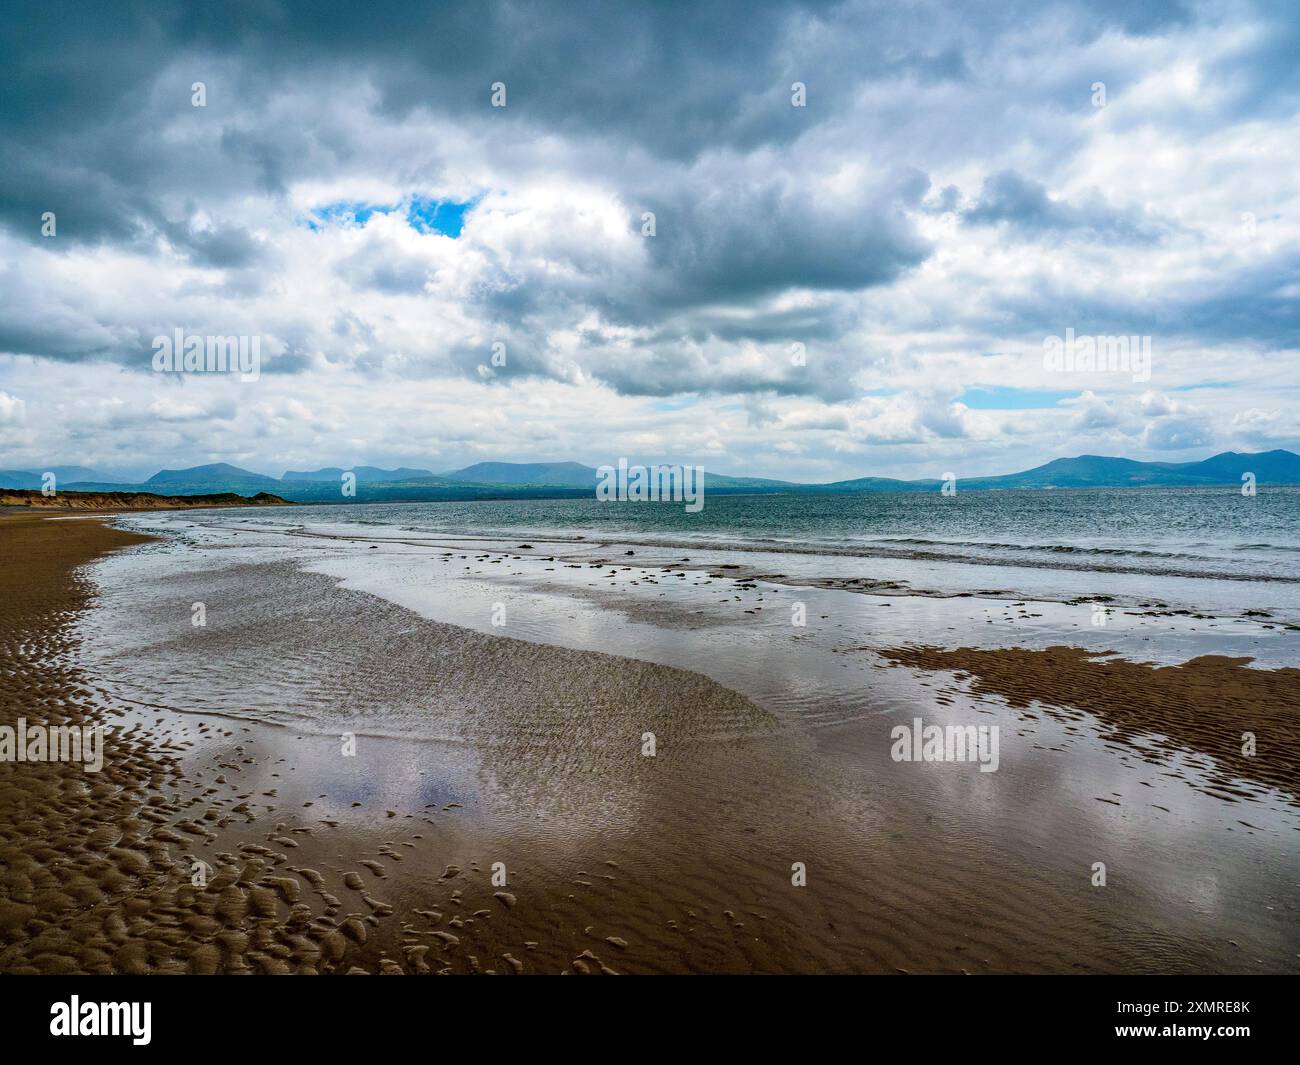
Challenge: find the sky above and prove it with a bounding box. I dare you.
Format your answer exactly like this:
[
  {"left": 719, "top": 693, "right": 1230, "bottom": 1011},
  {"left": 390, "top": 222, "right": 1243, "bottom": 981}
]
[{"left": 1, "top": 0, "right": 1297, "bottom": 482}]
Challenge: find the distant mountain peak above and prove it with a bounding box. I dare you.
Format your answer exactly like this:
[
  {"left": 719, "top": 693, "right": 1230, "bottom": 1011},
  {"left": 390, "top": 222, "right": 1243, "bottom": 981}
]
[
  {"left": 6, "top": 448, "right": 1297, "bottom": 500},
  {"left": 281, "top": 466, "right": 434, "bottom": 483},
  {"left": 145, "top": 463, "right": 279, "bottom": 486},
  {"left": 441, "top": 461, "right": 600, "bottom": 487}
]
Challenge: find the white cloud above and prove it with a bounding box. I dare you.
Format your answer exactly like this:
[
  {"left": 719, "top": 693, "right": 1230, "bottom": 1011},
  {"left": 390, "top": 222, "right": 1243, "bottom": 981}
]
[
  {"left": 0, "top": 390, "right": 25, "bottom": 425},
  {"left": 1, "top": 0, "right": 1298, "bottom": 479}
]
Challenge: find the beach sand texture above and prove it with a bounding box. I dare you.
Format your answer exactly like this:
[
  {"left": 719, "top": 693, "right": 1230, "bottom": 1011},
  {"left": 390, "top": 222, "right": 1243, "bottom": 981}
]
[
  {"left": 1, "top": 513, "right": 1296, "bottom": 974},
  {"left": 878, "top": 645, "right": 1300, "bottom": 803}
]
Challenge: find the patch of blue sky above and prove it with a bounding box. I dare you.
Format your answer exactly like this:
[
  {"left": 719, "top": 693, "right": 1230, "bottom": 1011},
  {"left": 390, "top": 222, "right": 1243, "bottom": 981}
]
[
  {"left": 958, "top": 386, "right": 1079, "bottom": 409},
  {"left": 407, "top": 196, "right": 477, "bottom": 237},
  {"left": 304, "top": 196, "right": 477, "bottom": 237}
]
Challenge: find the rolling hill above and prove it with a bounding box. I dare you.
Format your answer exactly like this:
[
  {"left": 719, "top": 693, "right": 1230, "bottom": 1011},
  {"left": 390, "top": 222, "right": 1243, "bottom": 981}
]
[
  {"left": 281, "top": 466, "right": 436, "bottom": 483},
  {"left": 958, "top": 450, "right": 1300, "bottom": 489},
  {"left": 4, "top": 450, "right": 1295, "bottom": 503},
  {"left": 145, "top": 463, "right": 283, "bottom": 493},
  {"left": 442, "top": 461, "right": 598, "bottom": 487},
  {"left": 0, "top": 466, "right": 107, "bottom": 489}
]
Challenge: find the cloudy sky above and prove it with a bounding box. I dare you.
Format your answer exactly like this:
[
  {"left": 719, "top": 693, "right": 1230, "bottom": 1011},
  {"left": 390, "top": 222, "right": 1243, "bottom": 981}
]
[{"left": 1, "top": 0, "right": 1297, "bottom": 482}]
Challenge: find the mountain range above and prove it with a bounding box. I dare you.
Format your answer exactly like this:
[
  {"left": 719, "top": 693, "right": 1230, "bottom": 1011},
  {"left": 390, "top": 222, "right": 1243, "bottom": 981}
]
[{"left": 1, "top": 450, "right": 1296, "bottom": 503}]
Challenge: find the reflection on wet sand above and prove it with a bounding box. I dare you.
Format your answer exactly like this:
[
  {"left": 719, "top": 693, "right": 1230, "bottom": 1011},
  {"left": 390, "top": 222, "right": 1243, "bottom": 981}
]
[{"left": 42, "top": 512, "right": 1296, "bottom": 973}]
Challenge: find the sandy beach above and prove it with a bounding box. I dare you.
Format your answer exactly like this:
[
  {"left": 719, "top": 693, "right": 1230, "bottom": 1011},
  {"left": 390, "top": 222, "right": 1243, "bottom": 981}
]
[
  {"left": 0, "top": 509, "right": 1295, "bottom": 975},
  {"left": 879, "top": 645, "right": 1300, "bottom": 804}
]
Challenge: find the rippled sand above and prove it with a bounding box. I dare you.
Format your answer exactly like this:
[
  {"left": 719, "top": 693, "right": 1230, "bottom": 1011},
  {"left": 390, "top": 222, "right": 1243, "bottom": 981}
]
[
  {"left": 2, "top": 513, "right": 1297, "bottom": 974},
  {"left": 878, "top": 645, "right": 1300, "bottom": 804}
]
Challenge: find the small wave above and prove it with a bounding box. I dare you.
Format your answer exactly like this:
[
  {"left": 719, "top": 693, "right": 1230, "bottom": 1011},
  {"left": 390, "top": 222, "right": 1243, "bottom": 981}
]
[
  {"left": 195, "top": 516, "right": 1300, "bottom": 584},
  {"left": 870, "top": 536, "right": 1222, "bottom": 563}
]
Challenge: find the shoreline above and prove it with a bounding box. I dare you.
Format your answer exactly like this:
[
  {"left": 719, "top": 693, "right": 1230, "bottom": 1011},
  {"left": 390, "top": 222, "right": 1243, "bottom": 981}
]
[
  {"left": 1, "top": 490, "right": 292, "bottom": 510},
  {"left": 878, "top": 645, "right": 1300, "bottom": 805},
  {"left": 183, "top": 510, "right": 1300, "bottom": 627},
  {"left": 3, "top": 512, "right": 1297, "bottom": 974},
  {"left": 240, "top": 514, "right": 1300, "bottom": 588}
]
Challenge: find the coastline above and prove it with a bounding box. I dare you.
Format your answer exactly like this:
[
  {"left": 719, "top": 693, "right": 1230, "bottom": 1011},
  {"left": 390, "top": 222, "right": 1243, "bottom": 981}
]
[
  {"left": 3, "top": 511, "right": 1297, "bottom": 974},
  {"left": 1, "top": 513, "right": 789, "bottom": 974},
  {"left": 1, "top": 490, "right": 292, "bottom": 510},
  {"left": 878, "top": 645, "right": 1300, "bottom": 804}
]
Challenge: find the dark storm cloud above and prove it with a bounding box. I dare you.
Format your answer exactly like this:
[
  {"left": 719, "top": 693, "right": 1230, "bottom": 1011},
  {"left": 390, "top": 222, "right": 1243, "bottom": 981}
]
[
  {"left": 991, "top": 244, "right": 1300, "bottom": 351},
  {"left": 1173, "top": 248, "right": 1300, "bottom": 350},
  {"left": 580, "top": 340, "right": 864, "bottom": 402},
  {"left": 0, "top": 0, "right": 836, "bottom": 246},
  {"left": 962, "top": 170, "right": 1170, "bottom": 242},
  {"left": 637, "top": 169, "right": 931, "bottom": 307},
  {"left": 1, "top": 0, "right": 1297, "bottom": 408},
  {"left": 680, "top": 302, "right": 857, "bottom": 345},
  {"left": 437, "top": 164, "right": 929, "bottom": 385},
  {"left": 0, "top": 0, "right": 1207, "bottom": 245},
  {"left": 163, "top": 219, "right": 265, "bottom": 269}
]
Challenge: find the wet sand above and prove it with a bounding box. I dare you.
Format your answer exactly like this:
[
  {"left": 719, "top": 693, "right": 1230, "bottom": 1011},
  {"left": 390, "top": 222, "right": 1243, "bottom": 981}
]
[
  {"left": 0, "top": 514, "right": 776, "bottom": 974},
  {"left": 2, "top": 512, "right": 1297, "bottom": 974},
  {"left": 878, "top": 645, "right": 1300, "bottom": 804}
]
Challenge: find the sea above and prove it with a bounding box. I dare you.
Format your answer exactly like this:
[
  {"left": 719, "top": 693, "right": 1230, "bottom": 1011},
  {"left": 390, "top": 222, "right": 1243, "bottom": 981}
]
[{"left": 191, "top": 485, "right": 1300, "bottom": 617}]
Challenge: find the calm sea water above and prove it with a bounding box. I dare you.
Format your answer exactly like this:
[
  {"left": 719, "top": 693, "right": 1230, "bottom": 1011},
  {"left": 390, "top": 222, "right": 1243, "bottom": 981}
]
[{"left": 229, "top": 486, "right": 1300, "bottom": 584}]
